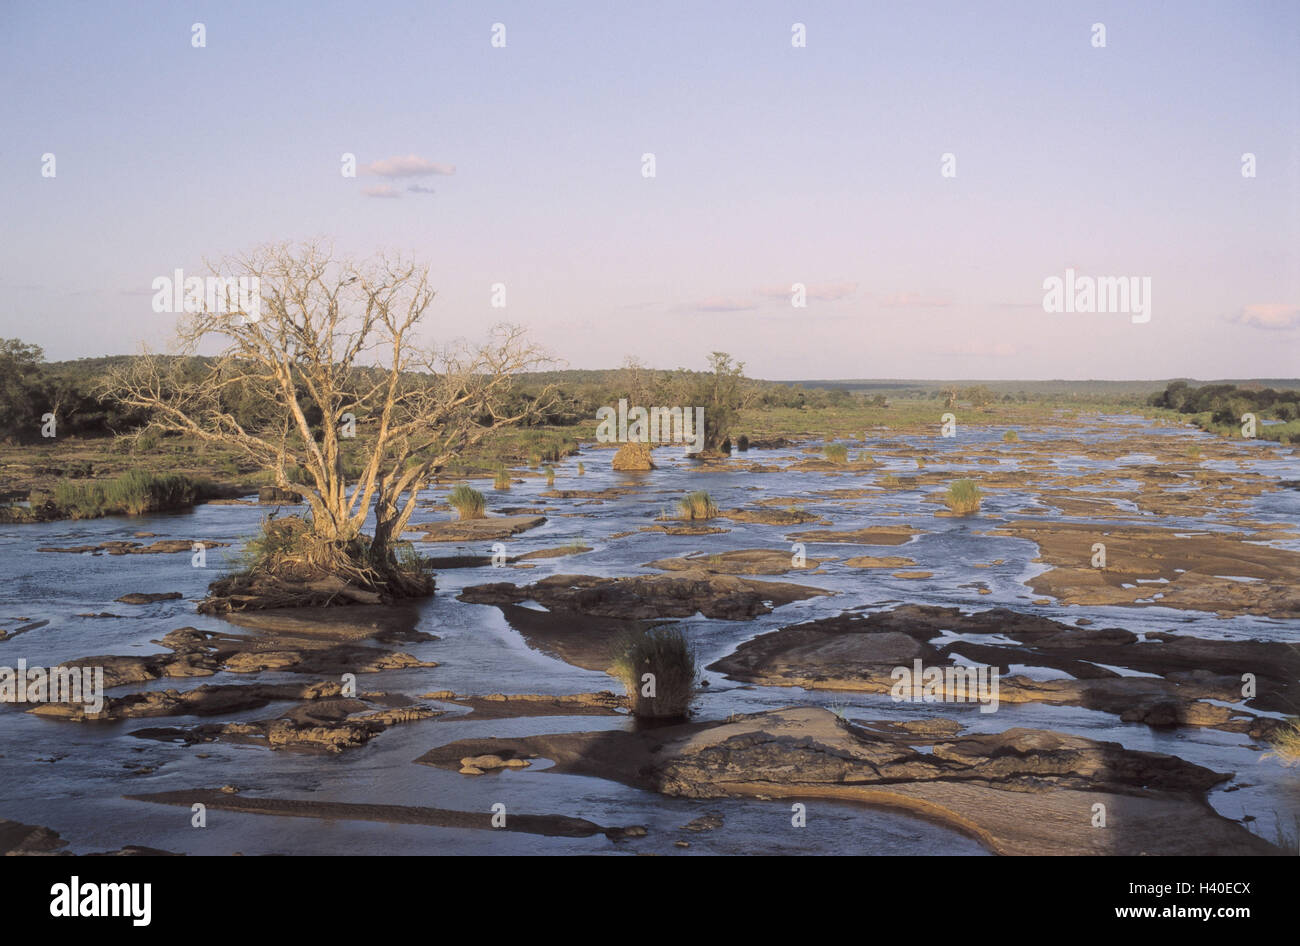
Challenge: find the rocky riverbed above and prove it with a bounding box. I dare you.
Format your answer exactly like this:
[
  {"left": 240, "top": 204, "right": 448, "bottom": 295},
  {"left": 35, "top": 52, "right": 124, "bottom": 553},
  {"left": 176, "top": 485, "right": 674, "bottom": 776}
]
[{"left": 2, "top": 414, "right": 1297, "bottom": 855}]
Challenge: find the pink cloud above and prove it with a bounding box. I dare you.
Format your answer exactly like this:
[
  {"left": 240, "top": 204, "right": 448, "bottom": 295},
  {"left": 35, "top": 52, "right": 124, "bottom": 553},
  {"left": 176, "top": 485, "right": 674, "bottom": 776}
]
[
  {"left": 361, "top": 154, "right": 456, "bottom": 178},
  {"left": 757, "top": 281, "right": 858, "bottom": 302},
  {"left": 693, "top": 296, "right": 758, "bottom": 312},
  {"left": 1227, "top": 303, "right": 1300, "bottom": 330},
  {"left": 362, "top": 185, "right": 402, "bottom": 199},
  {"left": 881, "top": 292, "right": 951, "bottom": 307}
]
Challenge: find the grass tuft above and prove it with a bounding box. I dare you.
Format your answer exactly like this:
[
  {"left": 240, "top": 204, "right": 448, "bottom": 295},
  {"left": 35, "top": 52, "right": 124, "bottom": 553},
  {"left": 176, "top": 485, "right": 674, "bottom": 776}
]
[
  {"left": 610, "top": 627, "right": 697, "bottom": 718},
  {"left": 1266, "top": 717, "right": 1300, "bottom": 767},
  {"left": 676, "top": 490, "right": 718, "bottom": 520},
  {"left": 51, "top": 471, "right": 203, "bottom": 519},
  {"left": 942, "top": 479, "right": 982, "bottom": 515},
  {"left": 447, "top": 485, "right": 486, "bottom": 520},
  {"left": 823, "top": 443, "right": 848, "bottom": 464}
]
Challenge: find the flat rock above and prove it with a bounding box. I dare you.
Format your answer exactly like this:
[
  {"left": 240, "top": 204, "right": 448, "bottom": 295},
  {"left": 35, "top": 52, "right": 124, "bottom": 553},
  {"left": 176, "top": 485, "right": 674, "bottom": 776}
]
[
  {"left": 646, "top": 549, "right": 831, "bottom": 576},
  {"left": 418, "top": 515, "right": 546, "bottom": 542},
  {"left": 115, "top": 592, "right": 183, "bottom": 605},
  {"left": 708, "top": 604, "right": 1297, "bottom": 734},
  {"left": 415, "top": 706, "right": 1275, "bottom": 856},
  {"left": 460, "top": 572, "right": 830, "bottom": 622},
  {"left": 786, "top": 525, "right": 919, "bottom": 545}
]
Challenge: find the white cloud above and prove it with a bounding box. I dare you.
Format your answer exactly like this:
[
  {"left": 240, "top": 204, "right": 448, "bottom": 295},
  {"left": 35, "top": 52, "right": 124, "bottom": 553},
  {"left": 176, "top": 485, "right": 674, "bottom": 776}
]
[
  {"left": 1227, "top": 303, "right": 1300, "bottom": 330},
  {"left": 692, "top": 296, "right": 758, "bottom": 312},
  {"left": 880, "top": 292, "right": 951, "bottom": 308},
  {"left": 361, "top": 154, "right": 456, "bottom": 178},
  {"left": 757, "top": 281, "right": 858, "bottom": 302}
]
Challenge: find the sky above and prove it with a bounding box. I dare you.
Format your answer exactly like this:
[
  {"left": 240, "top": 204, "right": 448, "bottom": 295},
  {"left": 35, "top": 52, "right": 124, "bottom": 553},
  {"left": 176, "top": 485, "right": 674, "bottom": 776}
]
[{"left": 1, "top": 0, "right": 1297, "bottom": 380}]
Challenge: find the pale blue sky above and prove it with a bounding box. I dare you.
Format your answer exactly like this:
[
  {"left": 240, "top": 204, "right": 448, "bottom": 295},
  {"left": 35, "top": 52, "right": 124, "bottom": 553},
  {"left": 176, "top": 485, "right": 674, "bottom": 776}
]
[{"left": 1, "top": 0, "right": 1296, "bottom": 378}]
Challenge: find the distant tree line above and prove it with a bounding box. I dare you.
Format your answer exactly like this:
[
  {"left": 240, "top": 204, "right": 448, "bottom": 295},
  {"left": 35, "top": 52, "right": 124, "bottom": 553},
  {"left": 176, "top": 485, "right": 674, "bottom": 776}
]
[
  {"left": 3, "top": 339, "right": 790, "bottom": 448},
  {"left": 1149, "top": 381, "right": 1300, "bottom": 424}
]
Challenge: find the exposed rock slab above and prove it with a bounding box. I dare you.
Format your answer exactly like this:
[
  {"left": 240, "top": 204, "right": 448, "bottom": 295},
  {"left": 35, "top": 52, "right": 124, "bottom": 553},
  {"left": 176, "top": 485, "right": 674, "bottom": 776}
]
[
  {"left": 987, "top": 520, "right": 1300, "bottom": 618},
  {"left": 708, "top": 604, "right": 1297, "bottom": 734},
  {"left": 460, "top": 572, "right": 830, "bottom": 621},
  {"left": 124, "top": 789, "right": 642, "bottom": 840},
  {"left": 645, "top": 548, "right": 832, "bottom": 576},
  {"left": 786, "top": 525, "right": 918, "bottom": 545},
  {"left": 418, "top": 515, "right": 546, "bottom": 542},
  {"left": 415, "top": 706, "right": 1274, "bottom": 856}
]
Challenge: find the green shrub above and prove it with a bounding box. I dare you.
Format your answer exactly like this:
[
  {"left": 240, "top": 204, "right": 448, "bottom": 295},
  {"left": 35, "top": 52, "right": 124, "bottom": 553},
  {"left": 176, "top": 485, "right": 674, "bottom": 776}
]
[
  {"left": 237, "top": 514, "right": 314, "bottom": 574},
  {"left": 52, "top": 471, "right": 200, "bottom": 519},
  {"left": 610, "top": 627, "right": 697, "bottom": 719},
  {"left": 943, "top": 479, "right": 982, "bottom": 515},
  {"left": 736, "top": 435, "right": 750, "bottom": 451},
  {"left": 1266, "top": 717, "right": 1300, "bottom": 767},
  {"left": 823, "top": 443, "right": 848, "bottom": 464},
  {"left": 1003, "top": 429, "right": 1020, "bottom": 443},
  {"left": 676, "top": 490, "right": 718, "bottom": 520},
  {"left": 134, "top": 429, "right": 161, "bottom": 452},
  {"left": 447, "top": 485, "right": 486, "bottom": 520}
]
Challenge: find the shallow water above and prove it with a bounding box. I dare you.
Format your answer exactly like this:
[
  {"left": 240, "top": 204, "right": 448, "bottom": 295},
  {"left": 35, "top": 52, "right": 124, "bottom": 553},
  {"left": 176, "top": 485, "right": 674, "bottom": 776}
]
[{"left": 1, "top": 416, "right": 1297, "bottom": 854}]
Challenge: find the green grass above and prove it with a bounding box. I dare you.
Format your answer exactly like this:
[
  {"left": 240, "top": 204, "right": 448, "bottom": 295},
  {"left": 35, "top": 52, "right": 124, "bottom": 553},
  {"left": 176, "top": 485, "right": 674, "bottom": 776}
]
[
  {"left": 610, "top": 627, "right": 697, "bottom": 719},
  {"left": 493, "top": 466, "right": 511, "bottom": 490},
  {"left": 676, "top": 490, "right": 719, "bottom": 520},
  {"left": 447, "top": 485, "right": 486, "bottom": 520},
  {"left": 1267, "top": 718, "right": 1300, "bottom": 767},
  {"left": 1185, "top": 412, "right": 1300, "bottom": 445},
  {"left": 1003, "top": 429, "right": 1020, "bottom": 442},
  {"left": 577, "top": 461, "right": 585, "bottom": 476},
  {"left": 942, "top": 479, "right": 982, "bottom": 515},
  {"left": 823, "top": 443, "right": 848, "bottom": 464},
  {"left": 50, "top": 470, "right": 204, "bottom": 519},
  {"left": 545, "top": 466, "right": 556, "bottom": 487},
  {"left": 236, "top": 514, "right": 313, "bottom": 574}
]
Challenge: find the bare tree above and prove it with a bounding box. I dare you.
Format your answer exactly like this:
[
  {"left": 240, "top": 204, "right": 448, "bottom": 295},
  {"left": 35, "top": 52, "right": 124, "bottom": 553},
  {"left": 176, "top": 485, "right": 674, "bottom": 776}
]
[
  {"left": 618, "top": 355, "right": 655, "bottom": 406},
  {"left": 110, "top": 242, "right": 552, "bottom": 600}
]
